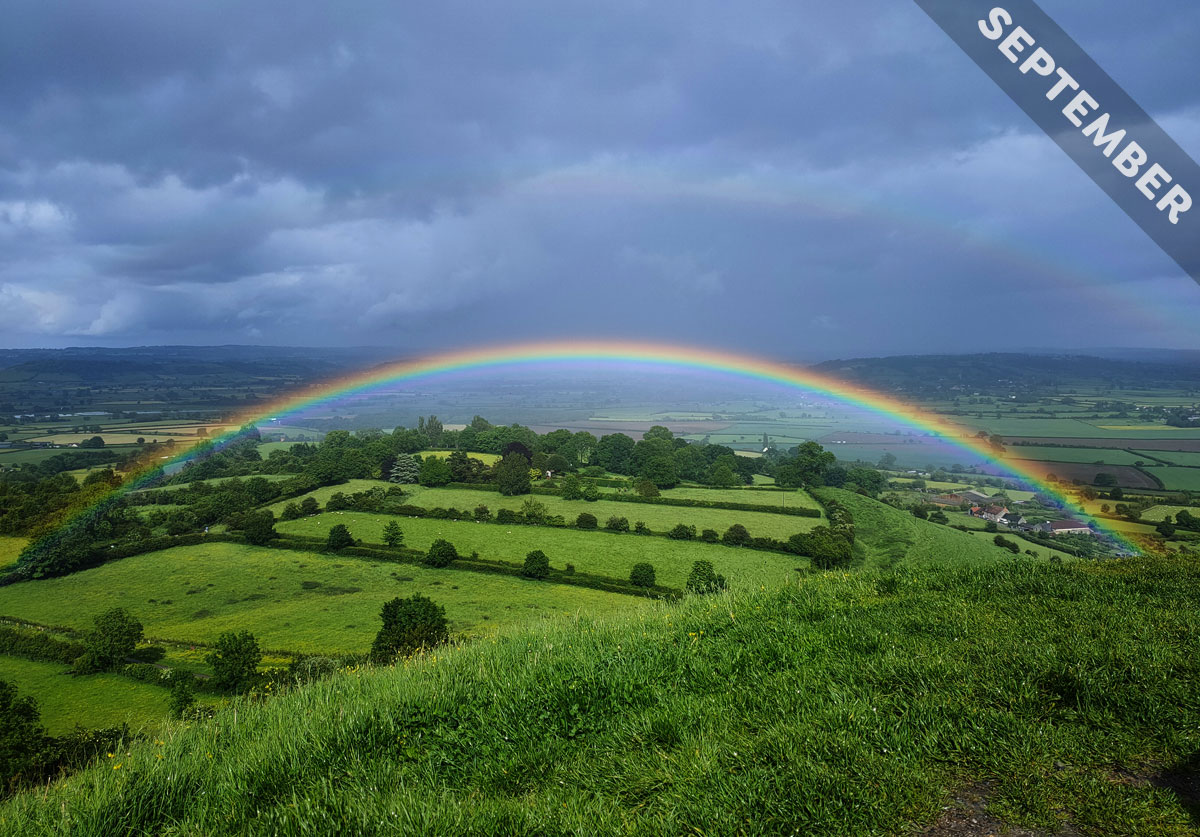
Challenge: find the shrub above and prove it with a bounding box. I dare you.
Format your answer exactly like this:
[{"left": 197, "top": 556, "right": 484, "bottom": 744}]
[
  {"left": 634, "top": 521, "right": 650, "bottom": 535},
  {"left": 424, "top": 539, "right": 458, "bottom": 568},
  {"left": 605, "top": 516, "right": 630, "bottom": 532},
  {"left": 700, "top": 528, "right": 719, "bottom": 543},
  {"left": 561, "top": 476, "right": 584, "bottom": 500},
  {"left": 326, "top": 524, "right": 355, "bottom": 551},
  {"left": 369, "top": 594, "right": 448, "bottom": 663},
  {"left": 299, "top": 497, "right": 320, "bottom": 516},
  {"left": 280, "top": 502, "right": 302, "bottom": 521},
  {"left": 168, "top": 679, "right": 197, "bottom": 719},
  {"left": 206, "top": 630, "right": 261, "bottom": 694},
  {"left": 496, "top": 508, "right": 520, "bottom": 524},
  {"left": 722, "top": 524, "right": 751, "bottom": 546},
  {"left": 522, "top": 550, "right": 550, "bottom": 579},
  {"left": 928, "top": 510, "right": 949, "bottom": 524},
  {"left": 789, "top": 526, "right": 853, "bottom": 570},
  {"left": 993, "top": 535, "right": 1021, "bottom": 554},
  {"left": 575, "top": 512, "right": 598, "bottom": 530},
  {"left": 0, "top": 626, "right": 85, "bottom": 664},
  {"left": 686, "top": 560, "right": 727, "bottom": 594},
  {"left": 629, "top": 562, "right": 656, "bottom": 588},
  {"left": 582, "top": 483, "right": 602, "bottom": 502},
  {"left": 634, "top": 478, "right": 660, "bottom": 498},
  {"left": 521, "top": 498, "right": 548, "bottom": 524},
  {"left": 326, "top": 492, "right": 350, "bottom": 511},
  {"left": 564, "top": 563, "right": 575, "bottom": 574},
  {"left": 667, "top": 523, "right": 696, "bottom": 540},
  {"left": 76, "top": 608, "right": 143, "bottom": 673},
  {"left": 382, "top": 520, "right": 405, "bottom": 547},
  {"left": 474, "top": 505, "right": 492, "bottom": 522}
]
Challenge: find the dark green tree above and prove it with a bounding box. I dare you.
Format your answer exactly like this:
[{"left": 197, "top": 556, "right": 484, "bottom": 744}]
[
  {"left": 522, "top": 550, "right": 550, "bottom": 579},
  {"left": 241, "top": 510, "right": 278, "bottom": 546},
  {"left": 77, "top": 608, "right": 143, "bottom": 672},
  {"left": 605, "top": 516, "right": 630, "bottom": 532},
  {"left": 326, "top": 524, "right": 355, "bottom": 551},
  {"left": 722, "top": 524, "right": 751, "bottom": 546},
  {"left": 418, "top": 456, "right": 453, "bottom": 487},
  {"left": 206, "top": 630, "right": 261, "bottom": 693},
  {"left": 493, "top": 453, "right": 532, "bottom": 496},
  {"left": 299, "top": 497, "right": 320, "bottom": 516},
  {"left": 575, "top": 512, "right": 598, "bottom": 530},
  {"left": 561, "top": 475, "right": 584, "bottom": 500},
  {"left": 630, "top": 563, "right": 656, "bottom": 588},
  {"left": 668, "top": 523, "right": 696, "bottom": 540},
  {"left": 686, "top": 560, "right": 727, "bottom": 594},
  {"left": 382, "top": 520, "right": 404, "bottom": 547},
  {"left": 369, "top": 594, "right": 448, "bottom": 663},
  {"left": 0, "top": 679, "right": 48, "bottom": 787},
  {"left": 424, "top": 538, "right": 458, "bottom": 567},
  {"left": 634, "top": 478, "right": 660, "bottom": 498},
  {"left": 168, "top": 678, "right": 197, "bottom": 719}
]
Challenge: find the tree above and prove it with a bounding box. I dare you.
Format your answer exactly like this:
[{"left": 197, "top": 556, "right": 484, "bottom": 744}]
[
  {"left": 424, "top": 538, "right": 458, "bottom": 568},
  {"left": 418, "top": 456, "right": 453, "bottom": 487},
  {"left": 700, "top": 528, "right": 719, "bottom": 543},
  {"left": 708, "top": 463, "right": 739, "bottom": 487},
  {"left": 168, "top": 678, "right": 197, "bottom": 719},
  {"left": 241, "top": 510, "right": 278, "bottom": 546},
  {"left": 326, "top": 524, "right": 355, "bottom": 551},
  {"left": 641, "top": 455, "right": 678, "bottom": 489},
  {"left": 326, "top": 492, "right": 350, "bottom": 511},
  {"left": 775, "top": 442, "right": 836, "bottom": 488},
  {"left": 390, "top": 454, "right": 421, "bottom": 484},
  {"left": 382, "top": 520, "right": 404, "bottom": 547},
  {"left": 522, "top": 550, "right": 550, "bottom": 579},
  {"left": 686, "top": 560, "right": 726, "bottom": 594},
  {"left": 634, "top": 478, "right": 660, "bottom": 498},
  {"left": 605, "top": 516, "right": 630, "bottom": 532},
  {"left": 722, "top": 524, "right": 751, "bottom": 546},
  {"left": 0, "top": 679, "right": 48, "bottom": 787},
  {"left": 575, "top": 512, "right": 598, "bottom": 530},
  {"left": 561, "top": 475, "right": 584, "bottom": 500},
  {"left": 77, "top": 608, "right": 143, "bottom": 672},
  {"left": 473, "top": 505, "right": 492, "bottom": 522},
  {"left": 521, "top": 498, "right": 547, "bottom": 524},
  {"left": 299, "top": 497, "right": 320, "bottom": 516},
  {"left": 789, "top": 526, "right": 853, "bottom": 570},
  {"left": 206, "top": 630, "right": 261, "bottom": 693},
  {"left": 630, "top": 562, "right": 656, "bottom": 588},
  {"left": 280, "top": 502, "right": 302, "bottom": 521},
  {"left": 369, "top": 594, "right": 448, "bottom": 663},
  {"left": 494, "top": 453, "right": 532, "bottom": 496},
  {"left": 667, "top": 523, "right": 696, "bottom": 540},
  {"left": 928, "top": 510, "right": 949, "bottom": 524},
  {"left": 581, "top": 482, "right": 602, "bottom": 502},
  {"left": 80, "top": 436, "right": 105, "bottom": 449},
  {"left": 545, "top": 453, "right": 570, "bottom": 475},
  {"left": 634, "top": 521, "right": 650, "bottom": 535}
]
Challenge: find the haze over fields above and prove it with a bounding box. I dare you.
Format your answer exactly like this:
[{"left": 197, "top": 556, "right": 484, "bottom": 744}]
[{"left": 1, "top": 0, "right": 1199, "bottom": 355}]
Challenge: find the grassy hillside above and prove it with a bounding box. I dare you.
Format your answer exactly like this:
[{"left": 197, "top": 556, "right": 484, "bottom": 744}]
[
  {"left": 0, "top": 536, "right": 27, "bottom": 572},
  {"left": 4, "top": 554, "right": 1198, "bottom": 835},
  {"left": 0, "top": 543, "right": 640, "bottom": 654}
]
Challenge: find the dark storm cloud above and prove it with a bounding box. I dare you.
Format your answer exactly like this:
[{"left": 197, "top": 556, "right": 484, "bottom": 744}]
[{"left": 0, "top": 0, "right": 1197, "bottom": 353}]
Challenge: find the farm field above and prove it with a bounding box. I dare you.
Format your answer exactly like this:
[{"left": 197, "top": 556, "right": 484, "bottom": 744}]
[
  {"left": 1000, "top": 446, "right": 1145, "bottom": 465},
  {"left": 1001, "top": 436, "right": 1200, "bottom": 450},
  {"left": 0, "top": 656, "right": 169, "bottom": 735},
  {"left": 0, "top": 543, "right": 639, "bottom": 655},
  {"left": 945, "top": 417, "right": 1190, "bottom": 438},
  {"left": 417, "top": 450, "right": 501, "bottom": 465},
  {"left": 277, "top": 512, "right": 800, "bottom": 591},
  {"left": 1144, "top": 467, "right": 1200, "bottom": 491},
  {"left": 0, "top": 536, "right": 28, "bottom": 571},
  {"left": 1008, "top": 460, "right": 1159, "bottom": 490},
  {"left": 1134, "top": 449, "right": 1200, "bottom": 466},
  {"left": 1141, "top": 505, "right": 1200, "bottom": 522},
  {"left": 635, "top": 485, "right": 821, "bottom": 509}
]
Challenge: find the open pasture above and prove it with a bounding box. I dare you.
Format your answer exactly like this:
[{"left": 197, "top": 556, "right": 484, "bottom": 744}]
[
  {"left": 0, "top": 656, "right": 169, "bottom": 735},
  {"left": 1134, "top": 449, "right": 1200, "bottom": 467},
  {"left": 1145, "top": 467, "right": 1200, "bottom": 492},
  {"left": 1001, "top": 446, "right": 1144, "bottom": 465},
  {"left": 0, "top": 543, "right": 638, "bottom": 655},
  {"left": 1008, "top": 460, "right": 1159, "bottom": 490},
  {"left": 276, "top": 511, "right": 800, "bottom": 591},
  {"left": 417, "top": 450, "right": 500, "bottom": 465},
  {"left": 0, "top": 537, "right": 28, "bottom": 571}
]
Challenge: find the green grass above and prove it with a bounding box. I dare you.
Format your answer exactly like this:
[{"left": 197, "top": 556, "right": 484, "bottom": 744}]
[
  {"left": 5, "top": 553, "right": 1198, "bottom": 835},
  {"left": 1004, "top": 446, "right": 1146, "bottom": 465},
  {"left": 417, "top": 449, "right": 501, "bottom": 465},
  {"left": 651, "top": 485, "right": 822, "bottom": 510},
  {"left": 277, "top": 512, "right": 802, "bottom": 591},
  {"left": 1141, "top": 505, "right": 1200, "bottom": 523},
  {"left": 0, "top": 536, "right": 27, "bottom": 571},
  {"left": 0, "top": 656, "right": 170, "bottom": 735},
  {"left": 1146, "top": 467, "right": 1200, "bottom": 492},
  {"left": 813, "top": 489, "right": 1079, "bottom": 565},
  {"left": 0, "top": 543, "right": 639, "bottom": 655},
  {"left": 1135, "top": 450, "right": 1200, "bottom": 467}
]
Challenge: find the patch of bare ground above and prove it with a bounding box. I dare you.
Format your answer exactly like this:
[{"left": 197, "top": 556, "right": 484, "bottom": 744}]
[{"left": 914, "top": 781, "right": 1080, "bottom": 837}]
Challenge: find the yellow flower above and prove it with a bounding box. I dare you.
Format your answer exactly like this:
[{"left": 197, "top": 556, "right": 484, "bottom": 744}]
[{"left": 113, "top": 764, "right": 121, "bottom": 770}]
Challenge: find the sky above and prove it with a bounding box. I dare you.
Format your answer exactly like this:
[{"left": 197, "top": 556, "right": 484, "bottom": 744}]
[{"left": 0, "top": 0, "right": 1198, "bottom": 360}]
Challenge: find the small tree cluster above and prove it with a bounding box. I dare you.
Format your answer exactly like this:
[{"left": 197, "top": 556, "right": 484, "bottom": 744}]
[
  {"left": 686, "top": 560, "right": 727, "bottom": 594},
  {"left": 575, "top": 512, "right": 598, "bottom": 530},
  {"left": 629, "top": 562, "right": 656, "bottom": 588},
  {"left": 327, "top": 523, "right": 355, "bottom": 551},
  {"left": 424, "top": 538, "right": 458, "bottom": 568},
  {"left": 369, "top": 594, "right": 448, "bottom": 663},
  {"left": 605, "top": 516, "right": 630, "bottom": 532},
  {"left": 522, "top": 550, "right": 550, "bottom": 579},
  {"left": 75, "top": 608, "right": 143, "bottom": 673},
  {"left": 722, "top": 524, "right": 750, "bottom": 546},
  {"left": 668, "top": 523, "right": 696, "bottom": 540},
  {"left": 206, "top": 630, "right": 261, "bottom": 693}
]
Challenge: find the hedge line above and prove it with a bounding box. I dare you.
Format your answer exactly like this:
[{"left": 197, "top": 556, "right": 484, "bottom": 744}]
[{"left": 0, "top": 624, "right": 86, "bottom": 664}]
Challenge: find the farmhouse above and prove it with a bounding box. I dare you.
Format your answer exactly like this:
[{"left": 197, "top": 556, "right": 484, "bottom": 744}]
[
  {"left": 1000, "top": 511, "right": 1027, "bottom": 528},
  {"left": 979, "top": 504, "right": 1009, "bottom": 523},
  {"left": 1037, "top": 519, "right": 1093, "bottom": 536},
  {"left": 961, "top": 490, "right": 995, "bottom": 504},
  {"left": 931, "top": 493, "right": 966, "bottom": 506}
]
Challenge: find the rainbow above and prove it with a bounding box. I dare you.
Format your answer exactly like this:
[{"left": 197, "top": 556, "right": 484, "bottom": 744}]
[{"left": 39, "top": 340, "right": 1134, "bottom": 551}]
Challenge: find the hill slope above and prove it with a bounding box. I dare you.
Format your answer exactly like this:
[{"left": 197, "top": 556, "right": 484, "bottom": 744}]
[{"left": 4, "top": 554, "right": 1198, "bottom": 835}]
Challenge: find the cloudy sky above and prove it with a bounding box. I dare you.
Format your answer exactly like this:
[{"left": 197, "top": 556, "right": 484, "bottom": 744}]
[{"left": 1, "top": 0, "right": 1198, "bottom": 358}]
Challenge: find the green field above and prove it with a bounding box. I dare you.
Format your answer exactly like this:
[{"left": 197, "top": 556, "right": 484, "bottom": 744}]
[
  {"left": 0, "top": 543, "right": 639, "bottom": 655},
  {"left": 643, "top": 485, "right": 820, "bottom": 510},
  {"left": 0, "top": 656, "right": 169, "bottom": 735},
  {"left": 1146, "top": 467, "right": 1200, "bottom": 491},
  {"left": 417, "top": 449, "right": 501, "bottom": 465},
  {"left": 948, "top": 416, "right": 1200, "bottom": 438},
  {"left": 7, "top": 552, "right": 1198, "bottom": 835},
  {"left": 1135, "top": 450, "right": 1200, "bottom": 467},
  {"left": 0, "top": 536, "right": 27, "bottom": 571},
  {"left": 277, "top": 512, "right": 801, "bottom": 591},
  {"left": 1141, "top": 505, "right": 1200, "bottom": 523},
  {"left": 1002, "top": 446, "right": 1145, "bottom": 465}
]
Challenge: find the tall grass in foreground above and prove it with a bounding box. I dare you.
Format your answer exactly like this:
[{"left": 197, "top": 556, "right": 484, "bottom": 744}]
[{"left": 4, "top": 554, "right": 1199, "bottom": 836}]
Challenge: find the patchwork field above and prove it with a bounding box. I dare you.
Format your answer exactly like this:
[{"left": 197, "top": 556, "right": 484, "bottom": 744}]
[
  {"left": 1146, "top": 467, "right": 1200, "bottom": 491},
  {"left": 1135, "top": 450, "right": 1200, "bottom": 466},
  {"left": 1001, "top": 446, "right": 1145, "bottom": 465},
  {"left": 276, "top": 512, "right": 800, "bottom": 591},
  {"left": 0, "top": 656, "right": 169, "bottom": 735},
  {"left": 1008, "top": 461, "right": 1159, "bottom": 490},
  {"left": 0, "top": 543, "right": 640, "bottom": 655}
]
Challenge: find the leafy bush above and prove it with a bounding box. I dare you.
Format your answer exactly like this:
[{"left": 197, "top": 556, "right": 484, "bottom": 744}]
[
  {"left": 686, "top": 560, "right": 727, "bottom": 594},
  {"left": 634, "top": 478, "right": 660, "bottom": 498},
  {"left": 299, "top": 497, "right": 320, "bottom": 516},
  {"left": 280, "top": 502, "right": 302, "bottom": 521},
  {"left": 789, "top": 526, "right": 853, "bottom": 570},
  {"left": 168, "top": 679, "right": 197, "bottom": 719},
  {"left": 575, "top": 513, "right": 598, "bottom": 530},
  {"left": 0, "top": 626, "right": 85, "bottom": 664},
  {"left": 326, "top": 524, "right": 355, "bottom": 551},
  {"left": 206, "top": 630, "right": 261, "bottom": 694},
  {"left": 369, "top": 594, "right": 448, "bottom": 663},
  {"left": 424, "top": 539, "right": 458, "bottom": 568},
  {"left": 993, "top": 535, "right": 1021, "bottom": 554},
  {"left": 522, "top": 550, "right": 550, "bottom": 579},
  {"left": 629, "top": 563, "right": 656, "bottom": 588},
  {"left": 634, "top": 521, "right": 650, "bottom": 535},
  {"left": 700, "top": 529, "right": 719, "bottom": 543},
  {"left": 605, "top": 516, "right": 630, "bottom": 532},
  {"left": 496, "top": 508, "right": 520, "bottom": 524},
  {"left": 667, "top": 523, "right": 696, "bottom": 540},
  {"left": 722, "top": 524, "right": 751, "bottom": 546},
  {"left": 75, "top": 608, "right": 143, "bottom": 673},
  {"left": 474, "top": 505, "right": 492, "bottom": 522}
]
